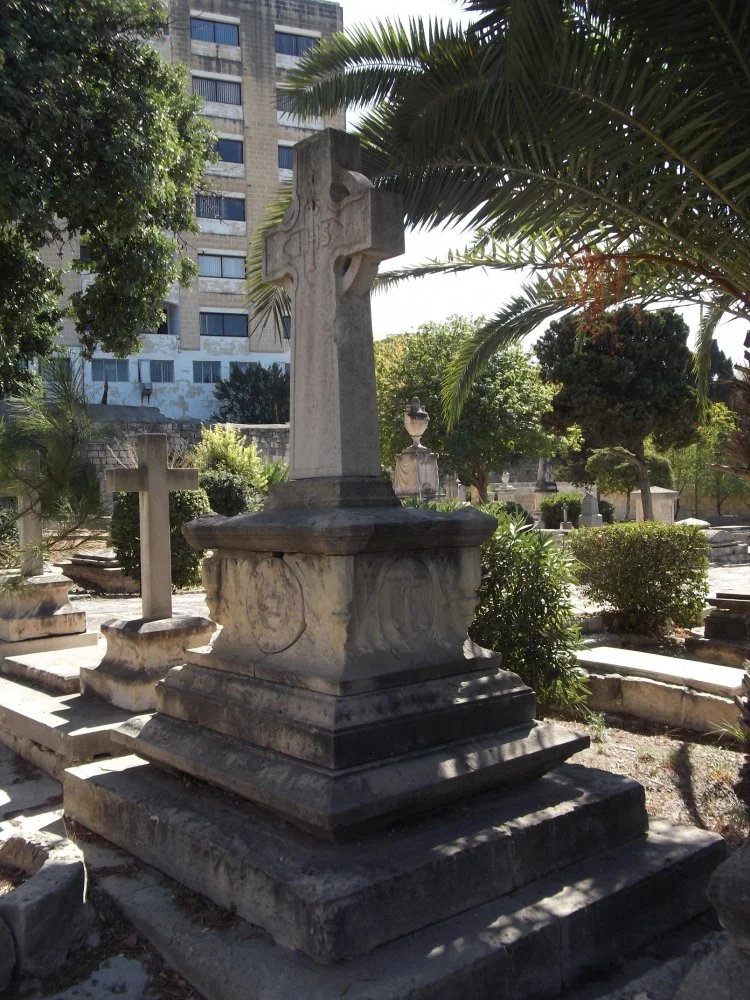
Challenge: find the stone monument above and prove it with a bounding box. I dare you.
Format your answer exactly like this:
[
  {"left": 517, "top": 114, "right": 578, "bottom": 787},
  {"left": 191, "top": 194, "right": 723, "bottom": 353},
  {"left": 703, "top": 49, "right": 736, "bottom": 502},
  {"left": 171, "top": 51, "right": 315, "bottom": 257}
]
[
  {"left": 79, "top": 434, "right": 213, "bottom": 711},
  {"left": 65, "top": 131, "right": 724, "bottom": 998},
  {"left": 0, "top": 458, "right": 96, "bottom": 657},
  {"left": 579, "top": 489, "right": 604, "bottom": 527},
  {"left": 393, "top": 396, "right": 439, "bottom": 498},
  {"left": 535, "top": 456, "right": 557, "bottom": 492}
]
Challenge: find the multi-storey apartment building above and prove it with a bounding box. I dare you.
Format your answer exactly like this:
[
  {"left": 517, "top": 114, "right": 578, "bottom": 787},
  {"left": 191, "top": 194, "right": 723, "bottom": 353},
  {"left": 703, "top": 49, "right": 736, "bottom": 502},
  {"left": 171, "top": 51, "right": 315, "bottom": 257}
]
[{"left": 53, "top": 0, "right": 344, "bottom": 420}]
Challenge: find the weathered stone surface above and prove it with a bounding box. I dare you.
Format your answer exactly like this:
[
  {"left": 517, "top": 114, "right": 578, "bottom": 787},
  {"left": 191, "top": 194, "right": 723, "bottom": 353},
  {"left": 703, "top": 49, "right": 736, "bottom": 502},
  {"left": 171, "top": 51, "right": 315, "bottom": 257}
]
[
  {"left": 0, "top": 917, "right": 15, "bottom": 992},
  {"left": 0, "top": 830, "right": 93, "bottom": 978},
  {"left": 90, "top": 817, "right": 724, "bottom": 999},
  {"left": 80, "top": 615, "right": 214, "bottom": 711},
  {"left": 674, "top": 939, "right": 750, "bottom": 1000},
  {"left": 578, "top": 646, "right": 744, "bottom": 696},
  {"left": 0, "top": 675, "right": 131, "bottom": 778},
  {"left": 111, "top": 716, "right": 588, "bottom": 840},
  {"left": 154, "top": 655, "right": 536, "bottom": 768},
  {"left": 2, "top": 642, "right": 103, "bottom": 694},
  {"left": 706, "top": 835, "right": 750, "bottom": 953},
  {"left": 263, "top": 129, "right": 404, "bottom": 481},
  {"left": 0, "top": 630, "right": 98, "bottom": 666},
  {"left": 0, "top": 574, "right": 85, "bottom": 642}
]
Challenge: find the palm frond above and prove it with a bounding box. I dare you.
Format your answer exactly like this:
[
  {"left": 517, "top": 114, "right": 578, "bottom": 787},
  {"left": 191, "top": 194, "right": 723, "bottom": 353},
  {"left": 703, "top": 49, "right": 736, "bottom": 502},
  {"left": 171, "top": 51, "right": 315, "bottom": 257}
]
[{"left": 246, "top": 191, "right": 293, "bottom": 342}]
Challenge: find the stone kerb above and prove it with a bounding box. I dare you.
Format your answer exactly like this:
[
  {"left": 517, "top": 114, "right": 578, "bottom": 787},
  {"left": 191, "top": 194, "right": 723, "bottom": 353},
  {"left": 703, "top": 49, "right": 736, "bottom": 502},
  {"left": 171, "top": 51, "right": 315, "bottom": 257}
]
[{"left": 0, "top": 829, "right": 92, "bottom": 987}]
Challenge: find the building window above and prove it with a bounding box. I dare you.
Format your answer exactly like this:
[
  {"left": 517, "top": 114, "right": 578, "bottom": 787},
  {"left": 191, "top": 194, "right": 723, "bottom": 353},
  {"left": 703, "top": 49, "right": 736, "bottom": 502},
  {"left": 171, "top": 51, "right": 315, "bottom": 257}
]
[
  {"left": 229, "top": 361, "right": 260, "bottom": 375},
  {"left": 191, "top": 18, "right": 239, "bottom": 46},
  {"left": 154, "top": 317, "right": 169, "bottom": 335},
  {"left": 195, "top": 195, "right": 246, "bottom": 222},
  {"left": 91, "top": 359, "right": 129, "bottom": 382},
  {"left": 193, "top": 361, "right": 222, "bottom": 383},
  {"left": 198, "top": 254, "right": 245, "bottom": 279},
  {"left": 276, "top": 90, "right": 295, "bottom": 116},
  {"left": 200, "top": 312, "right": 249, "bottom": 338},
  {"left": 149, "top": 360, "right": 174, "bottom": 383},
  {"left": 275, "top": 31, "right": 318, "bottom": 57},
  {"left": 278, "top": 145, "right": 294, "bottom": 171},
  {"left": 192, "top": 76, "right": 241, "bottom": 105},
  {"left": 216, "top": 138, "right": 243, "bottom": 163}
]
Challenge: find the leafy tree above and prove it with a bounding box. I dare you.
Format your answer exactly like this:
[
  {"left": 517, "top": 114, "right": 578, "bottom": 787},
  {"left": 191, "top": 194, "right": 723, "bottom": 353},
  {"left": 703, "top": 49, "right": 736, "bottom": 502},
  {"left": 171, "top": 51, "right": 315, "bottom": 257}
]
[
  {"left": 707, "top": 341, "right": 735, "bottom": 404},
  {"left": 212, "top": 364, "right": 290, "bottom": 424},
  {"left": 535, "top": 306, "right": 698, "bottom": 519},
  {"left": 0, "top": 0, "right": 215, "bottom": 368},
  {"left": 374, "top": 317, "right": 556, "bottom": 502},
  {"left": 253, "top": 2, "right": 750, "bottom": 416},
  {"left": 586, "top": 449, "right": 673, "bottom": 520},
  {"left": 667, "top": 403, "right": 750, "bottom": 516}
]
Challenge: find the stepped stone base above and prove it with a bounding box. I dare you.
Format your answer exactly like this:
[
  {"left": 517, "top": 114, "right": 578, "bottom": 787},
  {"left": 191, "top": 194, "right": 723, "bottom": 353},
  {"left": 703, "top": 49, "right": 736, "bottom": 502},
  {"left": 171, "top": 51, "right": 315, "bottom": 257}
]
[
  {"left": 80, "top": 616, "right": 215, "bottom": 712},
  {"left": 56, "top": 549, "right": 140, "bottom": 594},
  {"left": 0, "top": 675, "right": 132, "bottom": 778},
  {"left": 0, "top": 630, "right": 98, "bottom": 665},
  {"left": 64, "top": 755, "right": 725, "bottom": 998},
  {"left": 2, "top": 642, "right": 104, "bottom": 694}
]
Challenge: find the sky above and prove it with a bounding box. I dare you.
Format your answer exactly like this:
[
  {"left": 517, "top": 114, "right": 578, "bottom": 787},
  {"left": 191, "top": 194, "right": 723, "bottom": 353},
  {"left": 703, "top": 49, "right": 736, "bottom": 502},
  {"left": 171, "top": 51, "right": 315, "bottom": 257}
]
[{"left": 335, "top": 0, "right": 747, "bottom": 364}]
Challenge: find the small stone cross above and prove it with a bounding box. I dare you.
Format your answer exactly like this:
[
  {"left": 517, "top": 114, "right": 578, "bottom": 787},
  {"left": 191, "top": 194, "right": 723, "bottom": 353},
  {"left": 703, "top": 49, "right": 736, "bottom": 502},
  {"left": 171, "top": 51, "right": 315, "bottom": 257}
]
[
  {"left": 2, "top": 455, "right": 44, "bottom": 578},
  {"left": 105, "top": 434, "right": 198, "bottom": 620},
  {"left": 264, "top": 129, "right": 404, "bottom": 481}
]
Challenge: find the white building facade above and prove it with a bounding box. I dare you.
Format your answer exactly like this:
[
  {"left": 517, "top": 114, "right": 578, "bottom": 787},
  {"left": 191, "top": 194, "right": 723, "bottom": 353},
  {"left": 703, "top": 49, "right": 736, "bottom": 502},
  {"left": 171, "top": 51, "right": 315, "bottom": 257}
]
[{"left": 53, "top": 0, "right": 344, "bottom": 421}]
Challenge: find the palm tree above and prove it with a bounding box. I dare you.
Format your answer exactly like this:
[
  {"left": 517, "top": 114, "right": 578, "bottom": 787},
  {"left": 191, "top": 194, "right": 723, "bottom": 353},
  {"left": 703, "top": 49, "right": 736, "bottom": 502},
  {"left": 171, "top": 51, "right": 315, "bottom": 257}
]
[{"left": 257, "top": 0, "right": 750, "bottom": 418}]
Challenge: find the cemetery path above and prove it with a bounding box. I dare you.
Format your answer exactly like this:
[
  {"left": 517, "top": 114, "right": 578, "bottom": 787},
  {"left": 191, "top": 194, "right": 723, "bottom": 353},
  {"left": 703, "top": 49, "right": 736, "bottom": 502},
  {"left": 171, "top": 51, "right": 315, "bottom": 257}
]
[{"left": 68, "top": 590, "right": 209, "bottom": 635}]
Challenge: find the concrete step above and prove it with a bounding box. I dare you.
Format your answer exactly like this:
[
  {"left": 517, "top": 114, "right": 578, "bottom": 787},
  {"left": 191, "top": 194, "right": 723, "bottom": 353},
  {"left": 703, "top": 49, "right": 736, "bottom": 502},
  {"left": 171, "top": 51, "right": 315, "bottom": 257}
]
[
  {"left": 1, "top": 641, "right": 105, "bottom": 694},
  {"left": 0, "top": 675, "right": 132, "bottom": 779},
  {"left": 68, "top": 769, "right": 724, "bottom": 1000},
  {"left": 64, "top": 755, "right": 648, "bottom": 963},
  {"left": 578, "top": 646, "right": 742, "bottom": 733},
  {"left": 0, "top": 630, "right": 98, "bottom": 666}
]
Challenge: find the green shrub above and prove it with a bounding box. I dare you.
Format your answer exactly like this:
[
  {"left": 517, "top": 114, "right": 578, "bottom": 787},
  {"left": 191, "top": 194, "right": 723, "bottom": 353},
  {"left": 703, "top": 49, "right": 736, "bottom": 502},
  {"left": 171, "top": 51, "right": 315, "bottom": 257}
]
[
  {"left": 491, "top": 499, "right": 535, "bottom": 526},
  {"left": 598, "top": 498, "right": 615, "bottom": 524},
  {"left": 470, "top": 509, "right": 586, "bottom": 711},
  {"left": 199, "top": 468, "right": 259, "bottom": 517},
  {"left": 568, "top": 521, "right": 709, "bottom": 634},
  {"left": 192, "top": 425, "right": 266, "bottom": 491},
  {"left": 539, "top": 492, "right": 583, "bottom": 528},
  {"left": 110, "top": 488, "right": 212, "bottom": 590},
  {"left": 262, "top": 459, "right": 288, "bottom": 490}
]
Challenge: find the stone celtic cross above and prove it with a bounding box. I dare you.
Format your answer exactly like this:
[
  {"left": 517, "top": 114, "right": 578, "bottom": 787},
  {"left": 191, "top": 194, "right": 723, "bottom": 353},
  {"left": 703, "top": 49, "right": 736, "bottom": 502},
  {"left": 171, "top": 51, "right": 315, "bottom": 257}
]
[
  {"left": 105, "top": 434, "right": 198, "bottom": 620},
  {"left": 264, "top": 129, "right": 404, "bottom": 481}
]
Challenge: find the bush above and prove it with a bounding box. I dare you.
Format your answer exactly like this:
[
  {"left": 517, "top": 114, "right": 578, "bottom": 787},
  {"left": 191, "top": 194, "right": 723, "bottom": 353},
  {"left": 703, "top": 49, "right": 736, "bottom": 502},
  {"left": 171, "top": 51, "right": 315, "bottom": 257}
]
[
  {"left": 539, "top": 492, "right": 583, "bottom": 528},
  {"left": 598, "top": 498, "right": 615, "bottom": 524},
  {"left": 470, "top": 509, "right": 586, "bottom": 711},
  {"left": 568, "top": 521, "right": 709, "bottom": 634},
  {"left": 199, "top": 468, "right": 259, "bottom": 517},
  {"left": 110, "top": 488, "right": 212, "bottom": 590},
  {"left": 212, "top": 363, "right": 290, "bottom": 423},
  {"left": 192, "top": 425, "right": 266, "bottom": 491},
  {"left": 491, "top": 499, "right": 535, "bottom": 526}
]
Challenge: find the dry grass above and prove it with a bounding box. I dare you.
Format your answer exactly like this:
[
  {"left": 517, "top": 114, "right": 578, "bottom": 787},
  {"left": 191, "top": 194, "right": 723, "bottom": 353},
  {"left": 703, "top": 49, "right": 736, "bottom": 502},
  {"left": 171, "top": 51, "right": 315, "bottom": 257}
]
[{"left": 553, "top": 709, "right": 750, "bottom": 847}]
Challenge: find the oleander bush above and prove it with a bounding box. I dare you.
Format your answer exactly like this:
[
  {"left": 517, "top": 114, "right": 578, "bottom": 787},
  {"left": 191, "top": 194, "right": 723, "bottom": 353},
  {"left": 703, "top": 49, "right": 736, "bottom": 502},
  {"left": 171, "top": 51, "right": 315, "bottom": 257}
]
[
  {"left": 470, "top": 506, "right": 586, "bottom": 711},
  {"left": 192, "top": 425, "right": 266, "bottom": 491},
  {"left": 110, "top": 487, "right": 211, "bottom": 590},
  {"left": 199, "top": 468, "right": 259, "bottom": 517},
  {"left": 568, "top": 521, "right": 709, "bottom": 634},
  {"left": 539, "top": 492, "right": 583, "bottom": 528},
  {"left": 598, "top": 498, "right": 615, "bottom": 524}
]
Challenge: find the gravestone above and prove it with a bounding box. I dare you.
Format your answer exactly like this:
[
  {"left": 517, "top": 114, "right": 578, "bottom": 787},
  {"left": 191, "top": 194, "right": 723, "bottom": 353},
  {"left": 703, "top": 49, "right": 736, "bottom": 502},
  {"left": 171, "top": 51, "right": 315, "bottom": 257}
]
[
  {"left": 579, "top": 489, "right": 604, "bottom": 527},
  {"left": 0, "top": 457, "right": 96, "bottom": 656},
  {"left": 393, "top": 397, "right": 439, "bottom": 498},
  {"left": 79, "top": 434, "right": 213, "bottom": 711},
  {"left": 65, "top": 131, "right": 724, "bottom": 999}
]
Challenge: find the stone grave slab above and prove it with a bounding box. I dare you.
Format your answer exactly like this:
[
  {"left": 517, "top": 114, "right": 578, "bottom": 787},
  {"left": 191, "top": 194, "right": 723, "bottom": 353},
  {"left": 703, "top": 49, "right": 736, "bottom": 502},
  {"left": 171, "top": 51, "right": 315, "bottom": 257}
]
[
  {"left": 57, "top": 549, "right": 140, "bottom": 594},
  {"left": 578, "top": 646, "right": 742, "bottom": 732},
  {"left": 0, "top": 573, "right": 86, "bottom": 643},
  {"left": 2, "top": 642, "right": 105, "bottom": 695}
]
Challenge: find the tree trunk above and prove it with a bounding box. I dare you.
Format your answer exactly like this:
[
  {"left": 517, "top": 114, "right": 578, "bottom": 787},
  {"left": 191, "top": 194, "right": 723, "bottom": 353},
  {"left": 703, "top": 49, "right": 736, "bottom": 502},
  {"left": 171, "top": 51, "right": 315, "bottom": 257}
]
[
  {"left": 473, "top": 471, "right": 488, "bottom": 504},
  {"left": 633, "top": 446, "right": 654, "bottom": 520}
]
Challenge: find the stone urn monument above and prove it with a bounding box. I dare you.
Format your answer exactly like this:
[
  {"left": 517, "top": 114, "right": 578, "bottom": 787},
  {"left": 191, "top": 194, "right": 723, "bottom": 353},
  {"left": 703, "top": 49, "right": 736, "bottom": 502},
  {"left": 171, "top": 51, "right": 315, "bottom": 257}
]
[{"left": 393, "top": 396, "right": 440, "bottom": 499}]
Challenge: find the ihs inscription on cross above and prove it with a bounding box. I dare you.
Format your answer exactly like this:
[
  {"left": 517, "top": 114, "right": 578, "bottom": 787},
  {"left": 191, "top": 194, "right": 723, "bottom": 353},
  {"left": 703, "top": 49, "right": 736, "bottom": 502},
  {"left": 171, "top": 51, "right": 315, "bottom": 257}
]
[
  {"left": 264, "top": 129, "right": 404, "bottom": 481},
  {"left": 106, "top": 434, "right": 198, "bottom": 620}
]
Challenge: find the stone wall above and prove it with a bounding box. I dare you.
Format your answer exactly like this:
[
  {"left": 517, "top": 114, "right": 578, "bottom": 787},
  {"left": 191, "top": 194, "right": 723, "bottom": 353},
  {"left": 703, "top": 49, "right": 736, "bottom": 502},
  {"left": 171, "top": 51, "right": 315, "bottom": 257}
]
[{"left": 88, "top": 421, "right": 290, "bottom": 497}]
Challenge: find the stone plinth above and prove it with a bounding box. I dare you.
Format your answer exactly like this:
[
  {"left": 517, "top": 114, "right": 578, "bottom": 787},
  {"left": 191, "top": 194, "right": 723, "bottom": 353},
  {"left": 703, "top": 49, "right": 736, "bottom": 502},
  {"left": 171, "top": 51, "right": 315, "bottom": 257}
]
[
  {"left": 0, "top": 573, "right": 85, "bottom": 643},
  {"left": 80, "top": 616, "right": 215, "bottom": 712},
  {"left": 58, "top": 549, "right": 140, "bottom": 594}
]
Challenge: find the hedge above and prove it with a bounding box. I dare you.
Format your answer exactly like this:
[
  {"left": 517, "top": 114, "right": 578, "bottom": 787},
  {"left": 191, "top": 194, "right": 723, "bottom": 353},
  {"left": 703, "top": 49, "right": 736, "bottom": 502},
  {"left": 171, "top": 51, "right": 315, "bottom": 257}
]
[
  {"left": 539, "top": 492, "right": 583, "bottom": 528},
  {"left": 110, "top": 488, "right": 212, "bottom": 590},
  {"left": 568, "top": 521, "right": 709, "bottom": 634}
]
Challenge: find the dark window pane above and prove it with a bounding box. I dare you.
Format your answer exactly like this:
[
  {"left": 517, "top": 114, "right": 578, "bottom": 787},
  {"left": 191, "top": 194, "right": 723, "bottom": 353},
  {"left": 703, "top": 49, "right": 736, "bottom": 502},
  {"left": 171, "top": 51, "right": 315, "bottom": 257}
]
[
  {"left": 150, "top": 361, "right": 174, "bottom": 383},
  {"left": 222, "top": 197, "right": 245, "bottom": 221},
  {"left": 216, "top": 138, "right": 243, "bottom": 163},
  {"left": 92, "top": 358, "right": 129, "bottom": 382},
  {"left": 276, "top": 90, "right": 295, "bottom": 114},
  {"left": 223, "top": 314, "right": 248, "bottom": 337},
  {"left": 221, "top": 256, "right": 245, "bottom": 279},
  {"left": 200, "top": 313, "right": 224, "bottom": 337},
  {"left": 196, "top": 195, "right": 221, "bottom": 219},
  {"left": 214, "top": 21, "right": 239, "bottom": 45},
  {"left": 191, "top": 18, "right": 214, "bottom": 41},
  {"left": 193, "top": 361, "right": 222, "bottom": 383},
  {"left": 278, "top": 145, "right": 294, "bottom": 170},
  {"left": 192, "top": 77, "right": 241, "bottom": 105},
  {"left": 198, "top": 254, "right": 222, "bottom": 277},
  {"left": 276, "top": 31, "right": 319, "bottom": 56}
]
